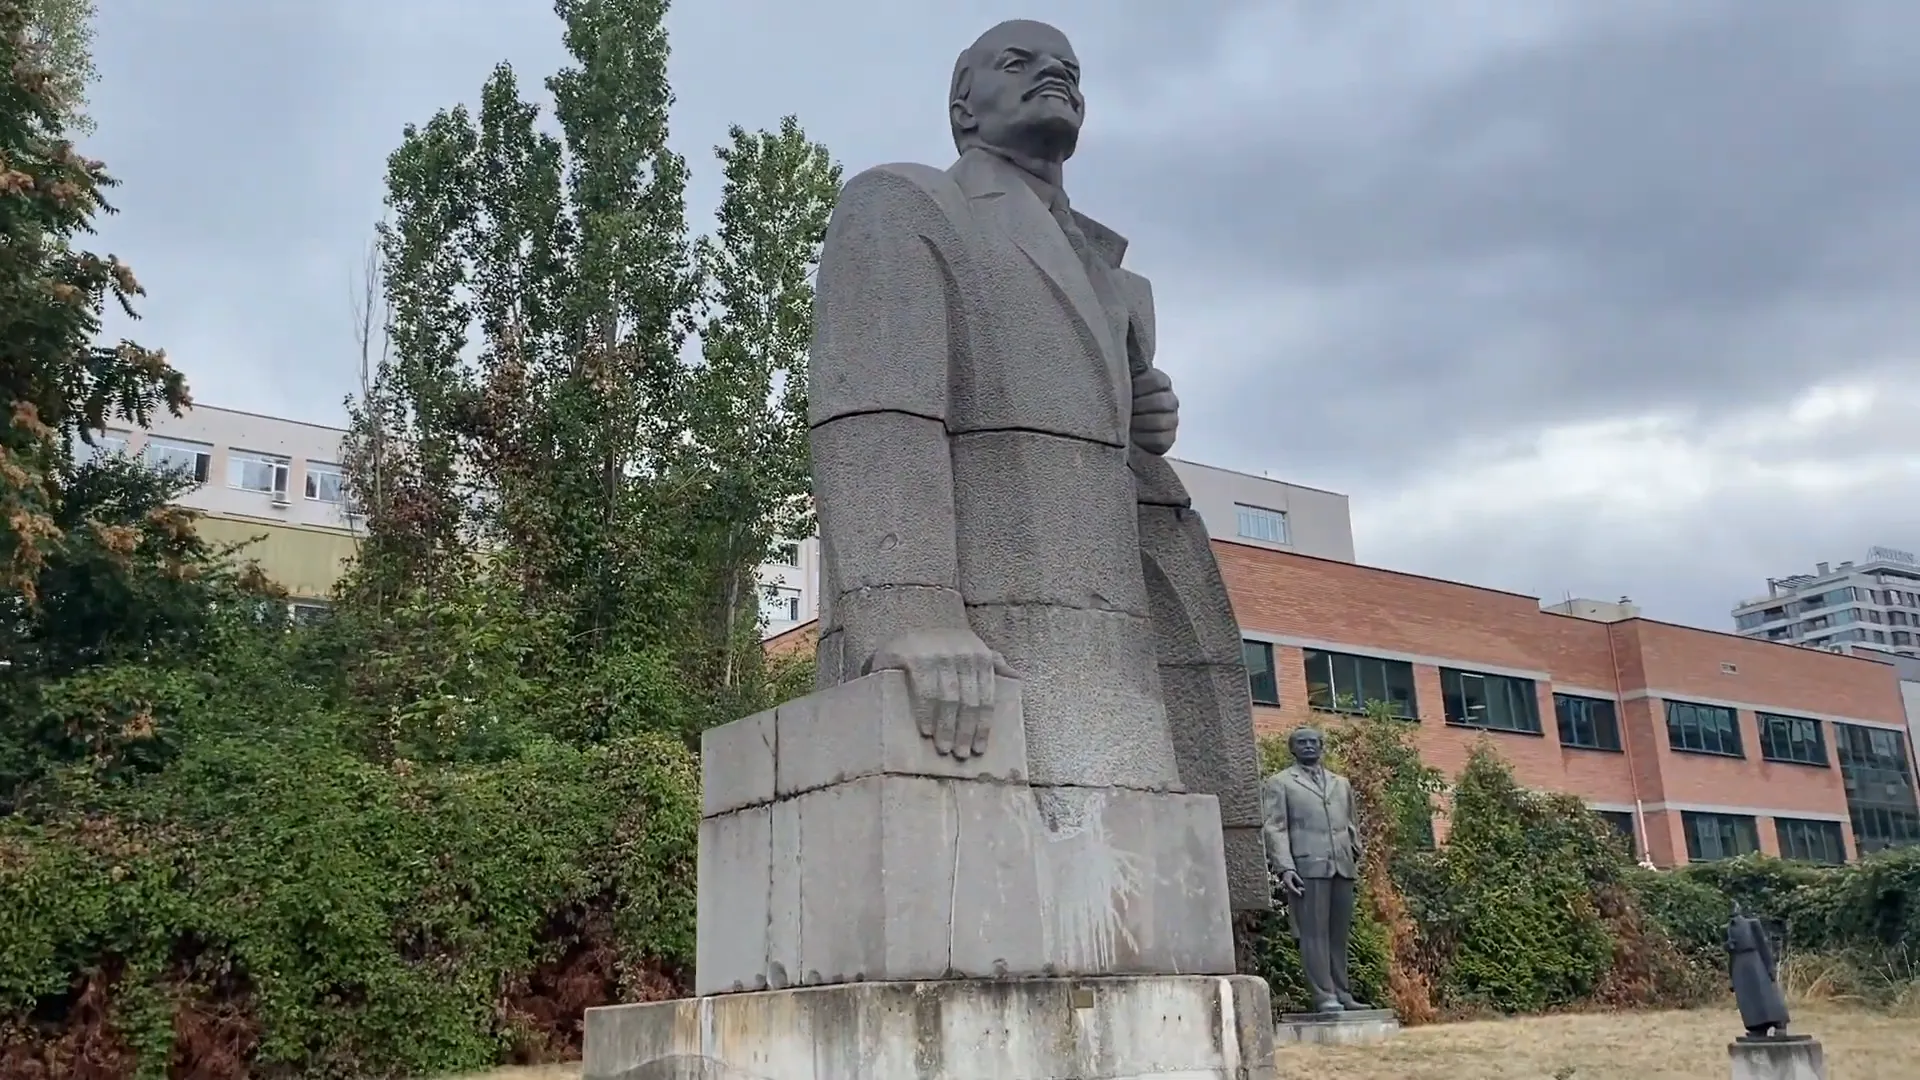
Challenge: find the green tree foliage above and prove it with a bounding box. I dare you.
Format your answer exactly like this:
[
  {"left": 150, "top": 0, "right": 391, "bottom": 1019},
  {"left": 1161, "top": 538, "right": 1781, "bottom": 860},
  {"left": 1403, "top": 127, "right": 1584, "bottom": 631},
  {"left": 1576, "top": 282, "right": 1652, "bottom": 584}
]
[
  {"left": 0, "top": 654, "right": 700, "bottom": 1078},
  {"left": 342, "top": 0, "right": 841, "bottom": 741},
  {"left": 2, "top": 1, "right": 846, "bottom": 1075},
  {"left": 0, "top": 1, "right": 267, "bottom": 808},
  {"left": 0, "top": 0, "right": 184, "bottom": 602},
  {"left": 14, "top": 0, "right": 93, "bottom": 134},
  {"left": 1425, "top": 746, "right": 1625, "bottom": 1011}
]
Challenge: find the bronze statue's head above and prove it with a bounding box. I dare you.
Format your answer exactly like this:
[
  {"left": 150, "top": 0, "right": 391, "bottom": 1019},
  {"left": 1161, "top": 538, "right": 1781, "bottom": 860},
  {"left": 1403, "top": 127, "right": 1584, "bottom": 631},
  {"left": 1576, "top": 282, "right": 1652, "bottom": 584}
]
[
  {"left": 1288, "top": 727, "right": 1325, "bottom": 767},
  {"left": 949, "top": 19, "right": 1083, "bottom": 164}
]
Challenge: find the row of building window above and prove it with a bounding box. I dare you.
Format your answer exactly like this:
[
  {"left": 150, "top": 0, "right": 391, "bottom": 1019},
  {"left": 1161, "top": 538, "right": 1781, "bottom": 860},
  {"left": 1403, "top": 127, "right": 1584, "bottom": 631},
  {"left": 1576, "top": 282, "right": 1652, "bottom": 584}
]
[
  {"left": 92, "top": 432, "right": 347, "bottom": 503},
  {"left": 1680, "top": 812, "right": 1851, "bottom": 865},
  {"left": 1562, "top": 808, "right": 1871, "bottom": 865},
  {"left": 1737, "top": 585, "right": 1920, "bottom": 631},
  {"left": 1242, "top": 640, "right": 1920, "bottom": 856}
]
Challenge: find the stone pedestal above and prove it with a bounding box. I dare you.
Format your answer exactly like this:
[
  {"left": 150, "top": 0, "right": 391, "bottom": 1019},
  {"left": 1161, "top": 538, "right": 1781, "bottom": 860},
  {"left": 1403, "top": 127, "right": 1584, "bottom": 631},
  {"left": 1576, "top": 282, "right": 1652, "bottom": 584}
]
[
  {"left": 1729, "top": 1034, "right": 1825, "bottom": 1080},
  {"left": 694, "top": 672, "right": 1237, "bottom": 996},
  {"left": 583, "top": 975, "right": 1277, "bottom": 1080},
  {"left": 1273, "top": 1008, "right": 1401, "bottom": 1046}
]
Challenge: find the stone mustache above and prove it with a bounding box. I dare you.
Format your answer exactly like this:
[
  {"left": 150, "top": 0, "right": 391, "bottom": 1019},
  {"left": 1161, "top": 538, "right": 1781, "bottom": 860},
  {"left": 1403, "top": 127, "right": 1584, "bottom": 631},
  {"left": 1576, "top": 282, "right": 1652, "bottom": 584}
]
[{"left": 807, "top": 18, "right": 1270, "bottom": 914}]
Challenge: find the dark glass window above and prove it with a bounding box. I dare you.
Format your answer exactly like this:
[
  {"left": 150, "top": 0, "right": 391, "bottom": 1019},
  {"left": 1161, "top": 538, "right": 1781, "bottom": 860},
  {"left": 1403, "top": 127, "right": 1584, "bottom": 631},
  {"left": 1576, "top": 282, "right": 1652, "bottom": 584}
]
[
  {"left": 1774, "top": 818, "right": 1847, "bottom": 864},
  {"left": 1666, "top": 699, "right": 1743, "bottom": 757},
  {"left": 1682, "top": 811, "right": 1760, "bottom": 861},
  {"left": 1835, "top": 723, "right": 1920, "bottom": 854},
  {"left": 1758, "top": 713, "right": 1827, "bottom": 766},
  {"left": 1555, "top": 694, "right": 1622, "bottom": 751},
  {"left": 1303, "top": 649, "right": 1417, "bottom": 718},
  {"left": 1596, "top": 810, "right": 1638, "bottom": 856},
  {"left": 1242, "top": 640, "right": 1279, "bottom": 706},
  {"left": 1440, "top": 668, "right": 1541, "bottom": 734}
]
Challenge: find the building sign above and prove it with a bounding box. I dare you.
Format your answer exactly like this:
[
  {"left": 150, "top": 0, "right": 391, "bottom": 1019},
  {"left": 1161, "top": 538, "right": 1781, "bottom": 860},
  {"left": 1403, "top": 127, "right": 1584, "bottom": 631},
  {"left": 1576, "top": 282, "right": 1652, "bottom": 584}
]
[{"left": 1869, "top": 546, "right": 1918, "bottom": 566}]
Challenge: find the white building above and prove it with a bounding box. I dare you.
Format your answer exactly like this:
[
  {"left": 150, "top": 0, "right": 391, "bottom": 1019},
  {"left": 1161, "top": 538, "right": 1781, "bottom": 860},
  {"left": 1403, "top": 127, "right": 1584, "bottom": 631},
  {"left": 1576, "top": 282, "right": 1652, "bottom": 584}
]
[
  {"left": 1731, "top": 547, "right": 1920, "bottom": 659},
  {"left": 757, "top": 457, "right": 1356, "bottom": 637},
  {"left": 89, "top": 406, "right": 1355, "bottom": 643},
  {"left": 90, "top": 405, "right": 360, "bottom": 616}
]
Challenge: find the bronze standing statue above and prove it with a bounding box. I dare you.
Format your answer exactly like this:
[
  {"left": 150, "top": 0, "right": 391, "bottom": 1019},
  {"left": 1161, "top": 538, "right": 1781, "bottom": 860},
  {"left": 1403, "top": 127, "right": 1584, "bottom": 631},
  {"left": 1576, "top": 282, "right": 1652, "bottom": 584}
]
[
  {"left": 1727, "top": 907, "right": 1790, "bottom": 1038},
  {"left": 1261, "top": 727, "right": 1371, "bottom": 1012}
]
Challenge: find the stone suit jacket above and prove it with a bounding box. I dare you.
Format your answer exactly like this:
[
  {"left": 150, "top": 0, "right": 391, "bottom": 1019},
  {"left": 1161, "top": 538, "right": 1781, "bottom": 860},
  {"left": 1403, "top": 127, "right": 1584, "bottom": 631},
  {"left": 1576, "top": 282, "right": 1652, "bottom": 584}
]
[
  {"left": 1262, "top": 765, "right": 1363, "bottom": 880},
  {"left": 808, "top": 148, "right": 1270, "bottom": 908}
]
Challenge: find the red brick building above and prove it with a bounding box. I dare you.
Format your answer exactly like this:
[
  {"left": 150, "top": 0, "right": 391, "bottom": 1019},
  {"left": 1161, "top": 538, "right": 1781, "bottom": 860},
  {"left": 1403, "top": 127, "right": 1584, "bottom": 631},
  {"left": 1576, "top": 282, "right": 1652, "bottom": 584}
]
[{"left": 766, "top": 540, "right": 1920, "bottom": 867}]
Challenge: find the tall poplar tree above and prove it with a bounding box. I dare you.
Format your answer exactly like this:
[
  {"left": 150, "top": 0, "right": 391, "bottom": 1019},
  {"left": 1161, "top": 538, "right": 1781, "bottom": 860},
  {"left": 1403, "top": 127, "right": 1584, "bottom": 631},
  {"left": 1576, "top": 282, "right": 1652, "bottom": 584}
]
[{"left": 340, "top": 0, "right": 841, "bottom": 735}]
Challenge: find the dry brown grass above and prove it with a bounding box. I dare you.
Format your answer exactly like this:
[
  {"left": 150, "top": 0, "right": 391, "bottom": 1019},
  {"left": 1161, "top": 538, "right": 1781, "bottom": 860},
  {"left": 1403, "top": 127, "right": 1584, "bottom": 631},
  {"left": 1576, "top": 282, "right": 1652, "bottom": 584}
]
[
  {"left": 1274, "top": 1004, "right": 1914, "bottom": 1080},
  {"left": 441, "top": 1004, "right": 1916, "bottom": 1080}
]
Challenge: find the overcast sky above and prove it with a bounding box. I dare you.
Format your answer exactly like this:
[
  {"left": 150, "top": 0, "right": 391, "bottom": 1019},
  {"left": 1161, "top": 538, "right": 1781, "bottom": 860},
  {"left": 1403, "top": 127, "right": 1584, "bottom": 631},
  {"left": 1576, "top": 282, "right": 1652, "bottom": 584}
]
[{"left": 87, "top": 0, "right": 1920, "bottom": 632}]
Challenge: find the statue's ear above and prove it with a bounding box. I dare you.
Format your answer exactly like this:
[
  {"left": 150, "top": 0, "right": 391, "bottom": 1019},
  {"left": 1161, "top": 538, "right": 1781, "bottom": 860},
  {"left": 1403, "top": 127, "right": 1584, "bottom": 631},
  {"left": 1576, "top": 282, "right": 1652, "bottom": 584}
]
[{"left": 949, "top": 65, "right": 977, "bottom": 143}]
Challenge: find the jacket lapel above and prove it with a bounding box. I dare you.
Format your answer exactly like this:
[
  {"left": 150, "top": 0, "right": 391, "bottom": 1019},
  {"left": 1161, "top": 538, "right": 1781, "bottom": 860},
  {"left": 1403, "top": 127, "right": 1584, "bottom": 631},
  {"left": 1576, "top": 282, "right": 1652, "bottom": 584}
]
[{"left": 951, "top": 151, "right": 1124, "bottom": 405}]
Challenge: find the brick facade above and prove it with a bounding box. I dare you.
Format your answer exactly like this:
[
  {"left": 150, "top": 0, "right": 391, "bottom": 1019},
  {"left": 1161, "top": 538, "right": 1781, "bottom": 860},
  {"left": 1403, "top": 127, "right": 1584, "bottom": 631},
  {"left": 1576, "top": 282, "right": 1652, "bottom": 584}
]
[{"left": 763, "top": 540, "right": 1915, "bottom": 866}]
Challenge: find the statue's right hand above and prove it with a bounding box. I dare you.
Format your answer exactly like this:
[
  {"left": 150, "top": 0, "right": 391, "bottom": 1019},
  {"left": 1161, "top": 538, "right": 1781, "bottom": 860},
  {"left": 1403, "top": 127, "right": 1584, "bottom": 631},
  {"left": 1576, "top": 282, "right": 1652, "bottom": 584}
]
[
  {"left": 869, "top": 629, "right": 1020, "bottom": 760},
  {"left": 1277, "top": 869, "right": 1306, "bottom": 898}
]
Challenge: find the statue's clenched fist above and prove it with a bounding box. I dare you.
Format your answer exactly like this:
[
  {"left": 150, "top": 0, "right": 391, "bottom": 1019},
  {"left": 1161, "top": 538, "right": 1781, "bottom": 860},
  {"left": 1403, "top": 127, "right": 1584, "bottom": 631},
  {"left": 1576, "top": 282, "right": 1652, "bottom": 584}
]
[{"left": 1130, "top": 367, "right": 1179, "bottom": 456}]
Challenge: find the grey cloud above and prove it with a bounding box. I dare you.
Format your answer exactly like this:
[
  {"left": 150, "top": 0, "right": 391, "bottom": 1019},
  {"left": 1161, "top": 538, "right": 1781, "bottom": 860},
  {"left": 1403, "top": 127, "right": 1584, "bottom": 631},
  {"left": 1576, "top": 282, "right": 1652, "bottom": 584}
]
[
  {"left": 83, "top": 0, "right": 1920, "bottom": 631},
  {"left": 1117, "top": 0, "right": 1920, "bottom": 481}
]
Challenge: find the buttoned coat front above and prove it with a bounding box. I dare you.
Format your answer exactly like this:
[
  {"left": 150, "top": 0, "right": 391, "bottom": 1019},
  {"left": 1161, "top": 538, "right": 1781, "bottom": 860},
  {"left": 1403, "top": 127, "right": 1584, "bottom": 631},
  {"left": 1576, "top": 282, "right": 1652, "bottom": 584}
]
[
  {"left": 807, "top": 146, "right": 1271, "bottom": 906},
  {"left": 1261, "top": 764, "right": 1363, "bottom": 880}
]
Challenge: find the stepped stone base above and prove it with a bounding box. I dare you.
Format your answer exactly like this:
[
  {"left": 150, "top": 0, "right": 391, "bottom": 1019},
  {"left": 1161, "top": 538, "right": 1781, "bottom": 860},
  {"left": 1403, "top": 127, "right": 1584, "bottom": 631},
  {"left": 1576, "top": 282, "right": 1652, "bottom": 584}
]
[{"left": 582, "top": 975, "right": 1277, "bottom": 1080}]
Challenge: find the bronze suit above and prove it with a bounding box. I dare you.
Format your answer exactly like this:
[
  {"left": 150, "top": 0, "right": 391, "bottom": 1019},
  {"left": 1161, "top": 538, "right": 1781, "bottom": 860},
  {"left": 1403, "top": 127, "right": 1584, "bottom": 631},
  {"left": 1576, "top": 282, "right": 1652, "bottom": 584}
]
[
  {"left": 809, "top": 146, "right": 1270, "bottom": 909},
  {"left": 1263, "top": 764, "right": 1363, "bottom": 1003}
]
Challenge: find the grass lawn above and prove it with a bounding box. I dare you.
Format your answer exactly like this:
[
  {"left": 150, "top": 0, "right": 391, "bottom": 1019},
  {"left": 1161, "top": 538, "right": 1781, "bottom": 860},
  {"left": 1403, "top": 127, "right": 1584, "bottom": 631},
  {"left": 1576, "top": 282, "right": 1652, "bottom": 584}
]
[
  {"left": 1274, "top": 1004, "right": 1908, "bottom": 1080},
  {"left": 448, "top": 1003, "right": 1910, "bottom": 1080}
]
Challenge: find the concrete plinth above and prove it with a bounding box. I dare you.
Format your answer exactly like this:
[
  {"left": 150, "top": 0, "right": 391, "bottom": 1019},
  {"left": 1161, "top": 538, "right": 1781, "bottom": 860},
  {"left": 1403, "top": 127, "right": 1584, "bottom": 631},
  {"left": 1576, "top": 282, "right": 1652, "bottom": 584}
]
[
  {"left": 583, "top": 975, "right": 1276, "bottom": 1080},
  {"left": 1273, "top": 1008, "right": 1400, "bottom": 1046},
  {"left": 1729, "top": 1034, "right": 1825, "bottom": 1080},
  {"left": 696, "top": 673, "right": 1237, "bottom": 996}
]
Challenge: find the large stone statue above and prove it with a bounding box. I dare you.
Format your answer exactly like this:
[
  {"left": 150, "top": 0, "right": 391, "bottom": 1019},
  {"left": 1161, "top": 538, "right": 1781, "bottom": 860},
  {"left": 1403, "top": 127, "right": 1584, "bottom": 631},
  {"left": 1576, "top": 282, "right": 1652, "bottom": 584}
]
[
  {"left": 581, "top": 19, "right": 1283, "bottom": 1077},
  {"left": 808, "top": 16, "right": 1269, "bottom": 911},
  {"left": 1263, "top": 727, "right": 1371, "bottom": 1013}
]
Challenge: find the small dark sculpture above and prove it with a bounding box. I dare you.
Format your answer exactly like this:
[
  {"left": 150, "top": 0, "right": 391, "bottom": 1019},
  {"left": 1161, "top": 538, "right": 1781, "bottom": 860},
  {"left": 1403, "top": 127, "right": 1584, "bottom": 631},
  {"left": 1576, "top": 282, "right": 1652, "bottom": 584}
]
[
  {"left": 1262, "top": 727, "right": 1371, "bottom": 1013},
  {"left": 1727, "top": 907, "right": 1790, "bottom": 1039}
]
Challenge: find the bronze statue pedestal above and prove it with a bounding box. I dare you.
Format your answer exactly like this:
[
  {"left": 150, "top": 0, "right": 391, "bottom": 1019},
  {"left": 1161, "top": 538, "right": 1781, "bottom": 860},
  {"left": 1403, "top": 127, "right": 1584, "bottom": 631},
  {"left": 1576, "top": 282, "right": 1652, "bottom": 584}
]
[
  {"left": 1729, "top": 1034, "right": 1825, "bottom": 1080},
  {"left": 1274, "top": 1008, "right": 1401, "bottom": 1046}
]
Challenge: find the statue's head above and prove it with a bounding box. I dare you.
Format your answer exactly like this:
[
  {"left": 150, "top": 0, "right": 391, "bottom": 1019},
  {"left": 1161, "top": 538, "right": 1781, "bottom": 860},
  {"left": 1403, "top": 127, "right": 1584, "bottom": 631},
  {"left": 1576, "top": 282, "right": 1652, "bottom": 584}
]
[
  {"left": 1288, "top": 727, "right": 1325, "bottom": 767},
  {"left": 949, "top": 19, "right": 1083, "bottom": 165}
]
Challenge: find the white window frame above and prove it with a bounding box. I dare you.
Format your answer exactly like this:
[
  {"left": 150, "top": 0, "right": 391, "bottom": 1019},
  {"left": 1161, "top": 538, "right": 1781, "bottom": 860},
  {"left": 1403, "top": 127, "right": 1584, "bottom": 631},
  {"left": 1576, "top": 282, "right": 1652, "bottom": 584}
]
[
  {"left": 141, "top": 436, "right": 212, "bottom": 483},
  {"left": 304, "top": 461, "right": 346, "bottom": 503},
  {"left": 760, "top": 585, "right": 803, "bottom": 624},
  {"left": 229, "top": 450, "right": 291, "bottom": 498},
  {"left": 88, "top": 429, "right": 130, "bottom": 461},
  {"left": 289, "top": 601, "right": 330, "bottom": 626},
  {"left": 1234, "top": 503, "right": 1290, "bottom": 545}
]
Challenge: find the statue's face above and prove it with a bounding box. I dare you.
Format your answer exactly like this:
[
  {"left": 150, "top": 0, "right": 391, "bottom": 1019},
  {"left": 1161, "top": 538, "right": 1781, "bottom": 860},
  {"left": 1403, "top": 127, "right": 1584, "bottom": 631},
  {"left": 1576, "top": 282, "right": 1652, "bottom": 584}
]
[
  {"left": 1290, "top": 729, "right": 1323, "bottom": 766},
  {"left": 957, "top": 21, "right": 1083, "bottom": 164}
]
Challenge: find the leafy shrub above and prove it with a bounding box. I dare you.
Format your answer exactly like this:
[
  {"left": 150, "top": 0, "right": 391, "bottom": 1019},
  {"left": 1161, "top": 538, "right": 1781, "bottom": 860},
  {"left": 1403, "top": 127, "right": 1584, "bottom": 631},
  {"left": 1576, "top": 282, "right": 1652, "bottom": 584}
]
[
  {"left": 1428, "top": 748, "right": 1623, "bottom": 1012},
  {"left": 0, "top": 670, "right": 699, "bottom": 1080}
]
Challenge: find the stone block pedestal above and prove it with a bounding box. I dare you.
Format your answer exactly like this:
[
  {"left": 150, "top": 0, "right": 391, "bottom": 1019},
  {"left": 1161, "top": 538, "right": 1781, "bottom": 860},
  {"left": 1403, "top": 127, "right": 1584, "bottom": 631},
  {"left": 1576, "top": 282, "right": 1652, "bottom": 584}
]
[
  {"left": 583, "top": 975, "right": 1277, "bottom": 1080},
  {"left": 1729, "top": 1034, "right": 1825, "bottom": 1080},
  {"left": 695, "top": 672, "right": 1237, "bottom": 996},
  {"left": 1273, "top": 1008, "right": 1400, "bottom": 1046}
]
